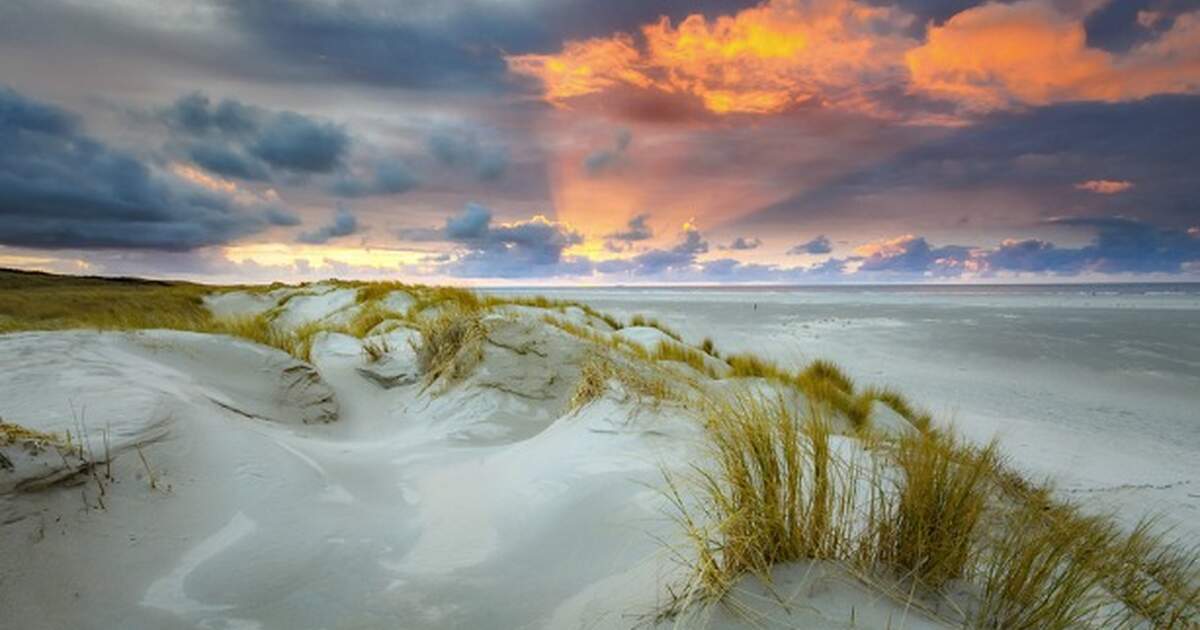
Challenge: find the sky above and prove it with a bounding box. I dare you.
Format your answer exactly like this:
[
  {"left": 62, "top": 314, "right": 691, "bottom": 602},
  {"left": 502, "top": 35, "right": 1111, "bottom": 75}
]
[{"left": 1, "top": 0, "right": 1198, "bottom": 285}]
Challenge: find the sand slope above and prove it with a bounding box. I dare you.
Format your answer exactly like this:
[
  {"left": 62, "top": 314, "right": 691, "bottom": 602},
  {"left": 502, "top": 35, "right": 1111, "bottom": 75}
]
[{"left": 0, "top": 294, "right": 956, "bottom": 630}]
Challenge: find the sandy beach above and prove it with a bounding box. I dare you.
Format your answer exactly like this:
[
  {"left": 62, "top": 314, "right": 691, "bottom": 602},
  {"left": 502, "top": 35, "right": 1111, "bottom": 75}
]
[
  {"left": 513, "top": 285, "right": 1200, "bottom": 540},
  {"left": 2, "top": 278, "right": 1197, "bottom": 629}
]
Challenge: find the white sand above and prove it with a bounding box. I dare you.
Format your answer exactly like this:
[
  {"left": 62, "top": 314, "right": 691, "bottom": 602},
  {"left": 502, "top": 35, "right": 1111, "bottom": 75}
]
[
  {"left": 5, "top": 285, "right": 1184, "bottom": 628},
  {"left": 4, "top": 307, "right": 792, "bottom": 629}
]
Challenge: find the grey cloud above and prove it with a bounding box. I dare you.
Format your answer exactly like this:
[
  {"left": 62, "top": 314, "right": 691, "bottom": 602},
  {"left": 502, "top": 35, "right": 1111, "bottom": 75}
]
[
  {"left": 428, "top": 128, "right": 509, "bottom": 182},
  {"left": 264, "top": 207, "right": 302, "bottom": 227},
  {"left": 188, "top": 142, "right": 270, "bottom": 181},
  {"left": 720, "top": 236, "right": 762, "bottom": 251},
  {"left": 331, "top": 160, "right": 418, "bottom": 197},
  {"left": 605, "top": 213, "right": 653, "bottom": 242},
  {"left": 297, "top": 205, "right": 359, "bottom": 244},
  {"left": 163, "top": 91, "right": 350, "bottom": 178},
  {"left": 407, "top": 203, "right": 588, "bottom": 277},
  {"left": 0, "top": 85, "right": 269, "bottom": 250},
  {"left": 788, "top": 235, "right": 833, "bottom": 255},
  {"left": 584, "top": 129, "right": 632, "bottom": 174},
  {"left": 249, "top": 111, "right": 349, "bottom": 173}
]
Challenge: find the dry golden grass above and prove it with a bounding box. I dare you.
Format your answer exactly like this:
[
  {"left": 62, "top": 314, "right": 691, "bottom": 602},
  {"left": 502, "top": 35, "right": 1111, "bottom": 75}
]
[
  {"left": 869, "top": 386, "right": 934, "bottom": 432},
  {"left": 724, "top": 352, "right": 789, "bottom": 380},
  {"left": 664, "top": 385, "right": 1199, "bottom": 627},
  {"left": 361, "top": 336, "right": 391, "bottom": 363},
  {"left": 877, "top": 431, "right": 997, "bottom": 588},
  {"left": 665, "top": 394, "right": 865, "bottom": 603},
  {"left": 570, "top": 356, "right": 613, "bottom": 411},
  {"left": 653, "top": 340, "right": 718, "bottom": 378},
  {"left": 410, "top": 304, "right": 486, "bottom": 388},
  {"left": 975, "top": 502, "right": 1117, "bottom": 629},
  {"left": 628, "top": 313, "right": 684, "bottom": 342},
  {"left": 0, "top": 419, "right": 68, "bottom": 451}
]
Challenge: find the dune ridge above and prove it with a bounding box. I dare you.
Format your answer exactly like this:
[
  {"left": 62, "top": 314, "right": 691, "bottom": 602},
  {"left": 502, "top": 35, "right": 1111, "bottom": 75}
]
[{"left": 0, "top": 269, "right": 1197, "bottom": 629}]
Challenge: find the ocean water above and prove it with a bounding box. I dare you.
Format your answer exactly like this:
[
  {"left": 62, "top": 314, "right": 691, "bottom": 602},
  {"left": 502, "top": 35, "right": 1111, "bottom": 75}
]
[{"left": 489, "top": 283, "right": 1200, "bottom": 532}]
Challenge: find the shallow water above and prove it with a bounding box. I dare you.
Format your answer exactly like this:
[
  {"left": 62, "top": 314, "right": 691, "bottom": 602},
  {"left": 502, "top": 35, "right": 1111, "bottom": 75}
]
[{"left": 491, "top": 283, "right": 1200, "bottom": 534}]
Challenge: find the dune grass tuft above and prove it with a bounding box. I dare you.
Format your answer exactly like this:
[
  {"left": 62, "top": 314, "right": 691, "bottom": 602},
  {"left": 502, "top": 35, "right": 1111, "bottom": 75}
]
[
  {"left": 666, "top": 394, "right": 864, "bottom": 603},
  {"left": 628, "top": 314, "right": 684, "bottom": 342},
  {"left": 410, "top": 305, "right": 486, "bottom": 388},
  {"left": 652, "top": 341, "right": 718, "bottom": 378},
  {"left": 877, "top": 430, "right": 997, "bottom": 588},
  {"left": 975, "top": 501, "right": 1117, "bottom": 629},
  {"left": 570, "top": 356, "right": 613, "bottom": 411}
]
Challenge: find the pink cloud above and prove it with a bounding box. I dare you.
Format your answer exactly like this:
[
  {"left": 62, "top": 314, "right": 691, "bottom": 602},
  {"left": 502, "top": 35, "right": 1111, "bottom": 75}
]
[{"left": 1074, "top": 179, "right": 1134, "bottom": 194}]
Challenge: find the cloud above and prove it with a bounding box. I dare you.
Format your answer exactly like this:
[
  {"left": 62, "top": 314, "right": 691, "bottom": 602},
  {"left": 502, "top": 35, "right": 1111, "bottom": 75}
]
[
  {"left": 164, "top": 92, "right": 259, "bottom": 137},
  {"left": 249, "top": 111, "right": 349, "bottom": 173},
  {"left": 297, "top": 205, "right": 359, "bottom": 244},
  {"left": 720, "top": 236, "right": 762, "bottom": 250},
  {"left": 264, "top": 207, "right": 302, "bottom": 227},
  {"left": 162, "top": 92, "right": 350, "bottom": 178},
  {"left": 445, "top": 203, "right": 494, "bottom": 240},
  {"left": 853, "top": 235, "right": 975, "bottom": 275},
  {"left": 584, "top": 129, "right": 632, "bottom": 174},
  {"left": 405, "top": 204, "right": 588, "bottom": 277},
  {"left": 0, "top": 85, "right": 271, "bottom": 251},
  {"left": 1075, "top": 179, "right": 1134, "bottom": 194},
  {"left": 906, "top": 1, "right": 1200, "bottom": 113},
  {"left": 788, "top": 235, "right": 832, "bottom": 254},
  {"left": 742, "top": 94, "right": 1200, "bottom": 229},
  {"left": 507, "top": 0, "right": 916, "bottom": 117},
  {"left": 605, "top": 213, "right": 654, "bottom": 242},
  {"left": 331, "top": 160, "right": 419, "bottom": 197},
  {"left": 509, "top": 0, "right": 1200, "bottom": 122},
  {"left": 600, "top": 221, "right": 710, "bottom": 275},
  {"left": 187, "top": 141, "right": 271, "bottom": 181},
  {"left": 823, "top": 217, "right": 1200, "bottom": 277},
  {"left": 428, "top": 128, "right": 509, "bottom": 181}
]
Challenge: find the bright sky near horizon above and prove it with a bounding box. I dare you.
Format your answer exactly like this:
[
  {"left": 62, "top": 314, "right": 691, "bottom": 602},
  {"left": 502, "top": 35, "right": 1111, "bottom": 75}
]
[{"left": 1, "top": 0, "right": 1198, "bottom": 284}]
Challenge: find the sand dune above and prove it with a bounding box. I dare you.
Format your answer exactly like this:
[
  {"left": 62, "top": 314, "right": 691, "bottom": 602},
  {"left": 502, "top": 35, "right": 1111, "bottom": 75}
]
[{"left": 1, "top": 282, "right": 1196, "bottom": 629}]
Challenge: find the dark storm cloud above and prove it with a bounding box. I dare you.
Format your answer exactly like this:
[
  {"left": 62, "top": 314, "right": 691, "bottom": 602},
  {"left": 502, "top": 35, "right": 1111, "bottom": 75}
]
[
  {"left": 162, "top": 92, "right": 350, "bottom": 178},
  {"left": 188, "top": 142, "right": 271, "bottom": 181},
  {"left": 164, "top": 92, "right": 260, "bottom": 136},
  {"left": 0, "top": 86, "right": 270, "bottom": 250},
  {"left": 297, "top": 205, "right": 359, "bottom": 244},
  {"left": 222, "top": 0, "right": 761, "bottom": 91},
  {"left": 1084, "top": 0, "right": 1200, "bottom": 52},
  {"left": 743, "top": 95, "right": 1200, "bottom": 229},
  {"left": 250, "top": 112, "right": 349, "bottom": 173},
  {"left": 788, "top": 235, "right": 833, "bottom": 255}
]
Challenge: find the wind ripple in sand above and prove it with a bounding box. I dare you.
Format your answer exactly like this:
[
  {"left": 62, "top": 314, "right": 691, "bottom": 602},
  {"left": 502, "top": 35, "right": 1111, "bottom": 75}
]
[{"left": 141, "top": 511, "right": 261, "bottom": 629}]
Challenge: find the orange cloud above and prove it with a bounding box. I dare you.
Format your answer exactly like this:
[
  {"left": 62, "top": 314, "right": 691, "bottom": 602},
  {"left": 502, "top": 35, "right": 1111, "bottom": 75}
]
[
  {"left": 507, "top": 0, "right": 914, "bottom": 116},
  {"left": 510, "top": 0, "right": 1200, "bottom": 121},
  {"left": 906, "top": 2, "right": 1200, "bottom": 112},
  {"left": 852, "top": 233, "right": 919, "bottom": 258},
  {"left": 1075, "top": 179, "right": 1134, "bottom": 194}
]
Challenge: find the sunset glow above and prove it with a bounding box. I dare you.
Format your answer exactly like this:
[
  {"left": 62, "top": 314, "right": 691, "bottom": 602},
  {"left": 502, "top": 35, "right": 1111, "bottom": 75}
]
[{"left": 0, "top": 0, "right": 1196, "bottom": 283}]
